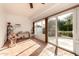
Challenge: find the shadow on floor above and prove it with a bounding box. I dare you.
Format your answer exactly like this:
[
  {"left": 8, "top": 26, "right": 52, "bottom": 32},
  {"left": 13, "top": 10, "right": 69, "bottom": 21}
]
[
  {"left": 1, "top": 38, "right": 57, "bottom": 56},
  {"left": 29, "top": 39, "right": 47, "bottom": 56},
  {"left": 16, "top": 44, "right": 36, "bottom": 56},
  {"left": 3, "top": 38, "right": 29, "bottom": 48},
  {"left": 15, "top": 39, "right": 57, "bottom": 56}
]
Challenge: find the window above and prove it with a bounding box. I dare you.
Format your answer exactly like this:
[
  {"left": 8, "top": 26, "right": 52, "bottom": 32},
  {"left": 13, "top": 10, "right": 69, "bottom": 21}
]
[
  {"left": 58, "top": 13, "right": 73, "bottom": 51},
  {"left": 48, "top": 17, "right": 57, "bottom": 45},
  {"left": 34, "top": 20, "right": 45, "bottom": 41}
]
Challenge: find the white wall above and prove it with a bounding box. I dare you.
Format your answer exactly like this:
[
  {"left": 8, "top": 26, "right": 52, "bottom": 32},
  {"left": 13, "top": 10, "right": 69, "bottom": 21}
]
[
  {"left": 6, "top": 14, "right": 32, "bottom": 33},
  {"left": 0, "top": 15, "right": 7, "bottom": 48},
  {"left": 0, "top": 4, "right": 33, "bottom": 48},
  {"left": 0, "top": 13, "right": 33, "bottom": 48},
  {"left": 0, "top": 4, "right": 7, "bottom": 48}
]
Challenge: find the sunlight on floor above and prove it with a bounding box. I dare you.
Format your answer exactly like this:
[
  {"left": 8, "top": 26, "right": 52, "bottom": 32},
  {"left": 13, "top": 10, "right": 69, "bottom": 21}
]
[
  {"left": 0, "top": 39, "right": 74, "bottom": 56},
  {"left": 39, "top": 44, "right": 55, "bottom": 56},
  {"left": 0, "top": 39, "right": 39, "bottom": 56}
]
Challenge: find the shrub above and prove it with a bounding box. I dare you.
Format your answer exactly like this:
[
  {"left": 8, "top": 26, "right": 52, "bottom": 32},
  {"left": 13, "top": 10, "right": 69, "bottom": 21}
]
[{"left": 58, "top": 31, "right": 73, "bottom": 37}]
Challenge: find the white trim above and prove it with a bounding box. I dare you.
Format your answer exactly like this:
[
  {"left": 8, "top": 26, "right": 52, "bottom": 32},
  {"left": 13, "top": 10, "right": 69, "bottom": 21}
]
[
  {"left": 73, "top": 8, "right": 77, "bottom": 53},
  {"left": 56, "top": 17, "right": 58, "bottom": 46}
]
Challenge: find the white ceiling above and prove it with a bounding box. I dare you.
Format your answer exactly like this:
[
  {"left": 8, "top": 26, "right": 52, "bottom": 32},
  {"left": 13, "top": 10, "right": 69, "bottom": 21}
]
[
  {"left": 3, "top": 3, "right": 79, "bottom": 21},
  {"left": 3, "top": 3, "right": 55, "bottom": 17}
]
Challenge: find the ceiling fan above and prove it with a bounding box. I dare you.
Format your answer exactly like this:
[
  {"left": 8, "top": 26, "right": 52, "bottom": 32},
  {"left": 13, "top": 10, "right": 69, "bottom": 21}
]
[{"left": 29, "top": 3, "right": 45, "bottom": 8}]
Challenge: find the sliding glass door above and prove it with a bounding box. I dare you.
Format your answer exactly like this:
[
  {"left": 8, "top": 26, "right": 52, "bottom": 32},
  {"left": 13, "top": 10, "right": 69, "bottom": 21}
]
[
  {"left": 48, "top": 17, "right": 57, "bottom": 45},
  {"left": 58, "top": 13, "right": 73, "bottom": 51},
  {"left": 47, "top": 12, "right": 73, "bottom": 51},
  {"left": 34, "top": 11, "right": 74, "bottom": 52},
  {"left": 34, "top": 20, "right": 45, "bottom": 42}
]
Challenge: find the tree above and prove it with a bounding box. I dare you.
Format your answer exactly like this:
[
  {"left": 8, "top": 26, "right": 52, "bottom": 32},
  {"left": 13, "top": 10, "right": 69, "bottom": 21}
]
[{"left": 58, "top": 14, "right": 73, "bottom": 31}]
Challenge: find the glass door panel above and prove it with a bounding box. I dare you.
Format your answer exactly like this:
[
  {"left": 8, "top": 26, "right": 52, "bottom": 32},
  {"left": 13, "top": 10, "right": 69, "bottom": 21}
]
[
  {"left": 34, "top": 20, "right": 45, "bottom": 42},
  {"left": 58, "top": 13, "right": 73, "bottom": 51},
  {"left": 48, "top": 17, "right": 57, "bottom": 45}
]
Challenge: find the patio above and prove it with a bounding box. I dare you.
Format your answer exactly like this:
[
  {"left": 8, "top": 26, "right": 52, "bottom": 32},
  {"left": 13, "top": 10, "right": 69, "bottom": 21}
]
[{"left": 48, "top": 37, "right": 73, "bottom": 51}]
